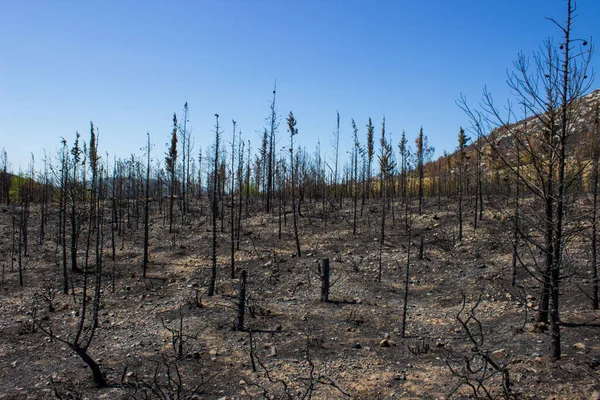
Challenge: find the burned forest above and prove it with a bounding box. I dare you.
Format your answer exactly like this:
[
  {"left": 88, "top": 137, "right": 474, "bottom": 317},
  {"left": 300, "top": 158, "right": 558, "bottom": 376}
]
[{"left": 1, "top": 2, "right": 600, "bottom": 399}]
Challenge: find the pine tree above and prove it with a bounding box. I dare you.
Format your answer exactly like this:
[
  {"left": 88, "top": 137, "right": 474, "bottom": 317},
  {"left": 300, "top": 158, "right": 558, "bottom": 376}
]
[
  {"left": 166, "top": 113, "right": 178, "bottom": 233},
  {"left": 378, "top": 118, "right": 395, "bottom": 282},
  {"left": 208, "top": 114, "right": 222, "bottom": 296},
  {"left": 287, "top": 111, "right": 301, "bottom": 257},
  {"left": 457, "top": 127, "right": 468, "bottom": 241}
]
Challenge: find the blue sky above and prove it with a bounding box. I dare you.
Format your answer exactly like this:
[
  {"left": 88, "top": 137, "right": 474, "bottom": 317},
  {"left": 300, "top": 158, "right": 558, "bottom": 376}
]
[{"left": 1, "top": 0, "right": 599, "bottom": 171}]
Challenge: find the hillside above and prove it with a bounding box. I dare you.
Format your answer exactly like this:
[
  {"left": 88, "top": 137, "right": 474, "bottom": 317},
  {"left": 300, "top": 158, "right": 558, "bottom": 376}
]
[
  {"left": 427, "top": 88, "right": 600, "bottom": 187},
  {"left": 1, "top": 190, "right": 600, "bottom": 399}
]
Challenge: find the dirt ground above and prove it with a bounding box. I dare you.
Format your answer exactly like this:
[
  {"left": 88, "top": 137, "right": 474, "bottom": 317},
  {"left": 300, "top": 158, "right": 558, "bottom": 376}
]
[{"left": 1, "top": 196, "right": 600, "bottom": 399}]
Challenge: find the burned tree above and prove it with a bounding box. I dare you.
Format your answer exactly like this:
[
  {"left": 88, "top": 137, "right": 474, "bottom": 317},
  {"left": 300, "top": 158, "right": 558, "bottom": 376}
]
[
  {"left": 208, "top": 114, "right": 222, "bottom": 296},
  {"left": 287, "top": 111, "right": 302, "bottom": 257},
  {"left": 592, "top": 103, "right": 600, "bottom": 309},
  {"left": 377, "top": 118, "right": 395, "bottom": 282},
  {"left": 351, "top": 119, "right": 362, "bottom": 235},
  {"left": 38, "top": 133, "right": 108, "bottom": 387},
  {"left": 366, "top": 118, "right": 375, "bottom": 201},
  {"left": 266, "top": 85, "right": 278, "bottom": 214},
  {"left": 457, "top": 127, "right": 468, "bottom": 242},
  {"left": 415, "top": 127, "right": 434, "bottom": 215},
  {"left": 230, "top": 120, "right": 237, "bottom": 279},
  {"left": 142, "top": 132, "right": 151, "bottom": 278},
  {"left": 459, "top": 0, "right": 594, "bottom": 360},
  {"left": 166, "top": 113, "right": 178, "bottom": 234},
  {"left": 331, "top": 111, "right": 341, "bottom": 208}
]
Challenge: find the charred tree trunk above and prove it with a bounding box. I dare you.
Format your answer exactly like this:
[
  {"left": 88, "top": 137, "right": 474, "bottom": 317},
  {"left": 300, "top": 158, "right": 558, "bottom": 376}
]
[
  {"left": 208, "top": 115, "right": 221, "bottom": 297},
  {"left": 401, "top": 226, "right": 412, "bottom": 338},
  {"left": 287, "top": 112, "right": 302, "bottom": 257},
  {"left": 236, "top": 270, "right": 247, "bottom": 331},
  {"left": 73, "top": 345, "right": 106, "bottom": 387},
  {"left": 142, "top": 133, "right": 151, "bottom": 278},
  {"left": 592, "top": 109, "right": 599, "bottom": 309},
  {"left": 320, "top": 258, "right": 330, "bottom": 303},
  {"left": 512, "top": 134, "right": 521, "bottom": 287},
  {"left": 231, "top": 121, "right": 237, "bottom": 280}
]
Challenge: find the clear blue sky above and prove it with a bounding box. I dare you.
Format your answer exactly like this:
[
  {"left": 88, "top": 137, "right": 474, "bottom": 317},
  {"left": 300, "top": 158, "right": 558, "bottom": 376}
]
[{"left": 1, "top": 0, "right": 599, "bottom": 172}]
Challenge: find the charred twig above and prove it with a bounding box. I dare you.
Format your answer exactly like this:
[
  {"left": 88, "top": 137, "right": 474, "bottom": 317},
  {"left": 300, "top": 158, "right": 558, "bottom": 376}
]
[{"left": 445, "top": 292, "right": 514, "bottom": 399}]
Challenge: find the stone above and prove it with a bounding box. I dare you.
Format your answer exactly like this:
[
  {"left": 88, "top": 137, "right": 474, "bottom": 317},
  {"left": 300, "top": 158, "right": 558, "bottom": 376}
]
[
  {"left": 574, "top": 342, "right": 586, "bottom": 350},
  {"left": 380, "top": 339, "right": 390, "bottom": 347},
  {"left": 492, "top": 349, "right": 507, "bottom": 359}
]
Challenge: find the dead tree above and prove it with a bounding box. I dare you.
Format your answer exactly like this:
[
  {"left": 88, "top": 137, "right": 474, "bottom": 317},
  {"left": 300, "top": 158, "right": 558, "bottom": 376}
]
[
  {"left": 0, "top": 148, "right": 8, "bottom": 205},
  {"left": 458, "top": 0, "right": 594, "bottom": 360},
  {"left": 236, "top": 270, "right": 247, "bottom": 331},
  {"left": 166, "top": 113, "right": 178, "bottom": 234},
  {"left": 377, "top": 118, "right": 395, "bottom": 282},
  {"left": 415, "top": 127, "right": 434, "bottom": 215},
  {"left": 236, "top": 134, "right": 245, "bottom": 251},
  {"left": 398, "top": 131, "right": 409, "bottom": 233},
  {"left": 208, "top": 114, "right": 221, "bottom": 297},
  {"left": 473, "top": 127, "right": 484, "bottom": 229},
  {"left": 287, "top": 111, "right": 302, "bottom": 257},
  {"left": 445, "top": 293, "right": 513, "bottom": 399},
  {"left": 320, "top": 258, "right": 330, "bottom": 303},
  {"left": 365, "top": 118, "right": 375, "bottom": 205},
  {"left": 351, "top": 119, "right": 362, "bottom": 235},
  {"left": 331, "top": 111, "right": 341, "bottom": 209},
  {"left": 592, "top": 103, "right": 600, "bottom": 309},
  {"left": 457, "top": 127, "right": 468, "bottom": 241},
  {"left": 39, "top": 152, "right": 50, "bottom": 244},
  {"left": 38, "top": 156, "right": 107, "bottom": 387},
  {"left": 161, "top": 305, "right": 186, "bottom": 358},
  {"left": 230, "top": 120, "right": 237, "bottom": 279},
  {"left": 266, "top": 84, "right": 278, "bottom": 214},
  {"left": 142, "top": 132, "right": 151, "bottom": 278},
  {"left": 180, "top": 102, "right": 189, "bottom": 218},
  {"left": 58, "top": 139, "right": 69, "bottom": 294},
  {"left": 401, "top": 222, "right": 412, "bottom": 338},
  {"left": 511, "top": 124, "right": 523, "bottom": 287},
  {"left": 18, "top": 205, "right": 23, "bottom": 286},
  {"left": 69, "top": 132, "right": 83, "bottom": 274}
]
